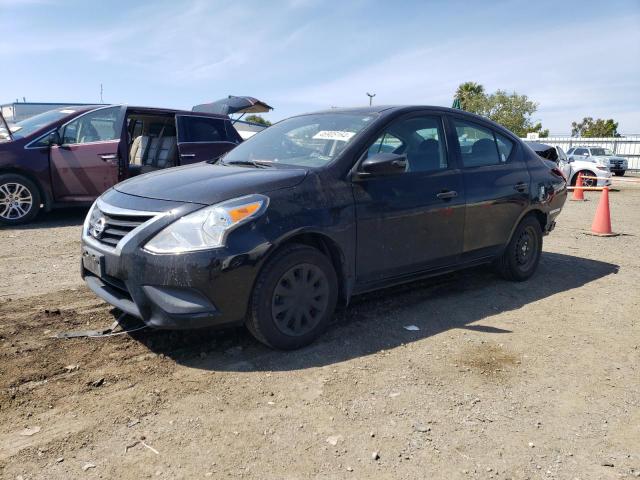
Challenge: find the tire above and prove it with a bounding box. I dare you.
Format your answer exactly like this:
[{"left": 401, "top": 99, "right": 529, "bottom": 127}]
[
  {"left": 614, "top": 171, "right": 625, "bottom": 177},
  {"left": 495, "top": 215, "right": 543, "bottom": 282},
  {"left": 572, "top": 170, "right": 596, "bottom": 187},
  {"left": 246, "top": 244, "right": 338, "bottom": 350},
  {"left": 0, "top": 174, "right": 41, "bottom": 226}
]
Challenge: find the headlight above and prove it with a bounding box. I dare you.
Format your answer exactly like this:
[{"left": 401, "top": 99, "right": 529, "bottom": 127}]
[
  {"left": 144, "top": 194, "right": 268, "bottom": 254},
  {"left": 83, "top": 200, "right": 99, "bottom": 236}
]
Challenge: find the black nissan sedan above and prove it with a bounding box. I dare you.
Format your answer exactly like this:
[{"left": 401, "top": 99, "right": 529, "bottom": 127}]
[{"left": 81, "top": 106, "right": 567, "bottom": 349}]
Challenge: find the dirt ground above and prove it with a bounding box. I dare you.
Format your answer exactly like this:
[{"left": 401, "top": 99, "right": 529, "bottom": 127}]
[{"left": 1, "top": 177, "right": 639, "bottom": 480}]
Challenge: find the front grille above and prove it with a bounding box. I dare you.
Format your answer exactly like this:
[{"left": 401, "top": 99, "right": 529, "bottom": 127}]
[{"left": 91, "top": 209, "right": 155, "bottom": 247}]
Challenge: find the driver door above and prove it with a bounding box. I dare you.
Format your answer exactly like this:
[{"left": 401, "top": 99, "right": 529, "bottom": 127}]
[
  {"left": 352, "top": 114, "right": 465, "bottom": 284},
  {"left": 50, "top": 106, "right": 124, "bottom": 201}
]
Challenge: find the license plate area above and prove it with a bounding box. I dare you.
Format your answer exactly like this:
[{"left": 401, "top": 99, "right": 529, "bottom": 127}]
[{"left": 82, "top": 247, "right": 105, "bottom": 278}]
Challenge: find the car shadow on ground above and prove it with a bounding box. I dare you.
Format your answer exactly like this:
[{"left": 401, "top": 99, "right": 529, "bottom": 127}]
[
  {"left": 128, "top": 251, "right": 618, "bottom": 372},
  {"left": 0, "top": 207, "right": 88, "bottom": 230}
]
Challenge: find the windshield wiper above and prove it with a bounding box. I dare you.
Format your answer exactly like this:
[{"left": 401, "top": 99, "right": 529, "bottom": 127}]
[{"left": 223, "top": 160, "right": 273, "bottom": 168}]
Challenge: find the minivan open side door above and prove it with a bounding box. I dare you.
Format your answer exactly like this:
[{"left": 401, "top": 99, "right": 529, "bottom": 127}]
[
  {"left": 49, "top": 106, "right": 125, "bottom": 201},
  {"left": 176, "top": 115, "right": 239, "bottom": 164}
]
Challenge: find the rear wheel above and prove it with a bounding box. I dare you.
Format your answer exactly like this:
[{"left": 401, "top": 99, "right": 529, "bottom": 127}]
[
  {"left": 614, "top": 171, "right": 625, "bottom": 176},
  {"left": 0, "top": 174, "right": 41, "bottom": 226},
  {"left": 496, "top": 215, "right": 543, "bottom": 281},
  {"left": 246, "top": 244, "right": 338, "bottom": 350}
]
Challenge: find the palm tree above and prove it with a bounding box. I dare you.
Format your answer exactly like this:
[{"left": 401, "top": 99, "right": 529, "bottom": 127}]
[{"left": 454, "top": 82, "right": 485, "bottom": 112}]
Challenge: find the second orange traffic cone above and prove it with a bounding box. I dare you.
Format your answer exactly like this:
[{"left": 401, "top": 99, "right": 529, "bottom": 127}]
[
  {"left": 589, "top": 187, "right": 618, "bottom": 237},
  {"left": 570, "top": 172, "right": 585, "bottom": 201}
]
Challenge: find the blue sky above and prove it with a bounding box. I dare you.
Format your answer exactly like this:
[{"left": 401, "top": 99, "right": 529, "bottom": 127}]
[{"left": 1, "top": 0, "right": 639, "bottom": 133}]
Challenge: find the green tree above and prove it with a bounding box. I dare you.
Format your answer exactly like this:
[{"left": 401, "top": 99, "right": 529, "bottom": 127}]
[
  {"left": 454, "top": 81, "right": 485, "bottom": 112},
  {"left": 245, "top": 114, "right": 271, "bottom": 126},
  {"left": 571, "top": 117, "right": 619, "bottom": 137},
  {"left": 454, "top": 83, "right": 548, "bottom": 137}
]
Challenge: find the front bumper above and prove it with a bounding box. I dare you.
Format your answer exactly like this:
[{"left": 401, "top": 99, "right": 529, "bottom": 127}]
[{"left": 80, "top": 192, "right": 267, "bottom": 330}]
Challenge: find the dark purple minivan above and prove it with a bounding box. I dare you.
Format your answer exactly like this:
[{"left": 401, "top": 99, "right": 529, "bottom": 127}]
[{"left": 0, "top": 105, "right": 243, "bottom": 225}]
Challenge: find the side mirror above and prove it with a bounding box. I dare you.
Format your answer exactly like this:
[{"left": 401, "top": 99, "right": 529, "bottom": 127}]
[
  {"left": 48, "top": 130, "right": 61, "bottom": 146},
  {"left": 357, "top": 153, "right": 407, "bottom": 178}
]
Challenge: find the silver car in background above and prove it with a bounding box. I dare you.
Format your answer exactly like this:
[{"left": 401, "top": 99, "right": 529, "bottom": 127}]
[{"left": 566, "top": 146, "right": 628, "bottom": 176}]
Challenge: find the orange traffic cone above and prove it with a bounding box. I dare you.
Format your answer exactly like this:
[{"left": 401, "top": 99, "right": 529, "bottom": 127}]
[
  {"left": 589, "top": 187, "right": 618, "bottom": 237},
  {"left": 570, "top": 172, "right": 585, "bottom": 201}
]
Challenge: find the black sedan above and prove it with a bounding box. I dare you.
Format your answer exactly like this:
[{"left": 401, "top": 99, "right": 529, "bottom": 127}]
[{"left": 81, "top": 106, "right": 567, "bottom": 349}]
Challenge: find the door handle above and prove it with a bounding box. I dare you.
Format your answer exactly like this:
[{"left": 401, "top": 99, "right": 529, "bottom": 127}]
[
  {"left": 514, "top": 182, "right": 528, "bottom": 192},
  {"left": 99, "top": 154, "right": 118, "bottom": 161},
  {"left": 436, "top": 190, "right": 458, "bottom": 200},
  {"left": 180, "top": 153, "right": 196, "bottom": 158}
]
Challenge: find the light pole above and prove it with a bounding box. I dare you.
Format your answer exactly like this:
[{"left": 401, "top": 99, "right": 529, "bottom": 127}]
[{"left": 366, "top": 92, "right": 376, "bottom": 106}]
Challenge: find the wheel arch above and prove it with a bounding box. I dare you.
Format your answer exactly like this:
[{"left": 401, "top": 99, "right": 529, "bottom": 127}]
[
  {"left": 570, "top": 168, "right": 596, "bottom": 186},
  {"left": 505, "top": 209, "right": 547, "bottom": 247},
  {"left": 262, "top": 230, "right": 351, "bottom": 306},
  {"left": 0, "top": 167, "right": 51, "bottom": 211}
]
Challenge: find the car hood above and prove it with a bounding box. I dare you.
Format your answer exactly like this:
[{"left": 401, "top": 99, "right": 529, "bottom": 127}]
[{"left": 115, "top": 162, "right": 308, "bottom": 205}]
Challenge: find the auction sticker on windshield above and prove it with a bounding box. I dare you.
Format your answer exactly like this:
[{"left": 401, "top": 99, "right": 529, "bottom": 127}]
[{"left": 312, "top": 130, "right": 356, "bottom": 141}]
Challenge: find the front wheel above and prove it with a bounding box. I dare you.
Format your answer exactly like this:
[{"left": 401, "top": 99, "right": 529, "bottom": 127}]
[
  {"left": 0, "top": 174, "right": 41, "bottom": 226},
  {"left": 495, "top": 216, "right": 543, "bottom": 281},
  {"left": 246, "top": 244, "right": 338, "bottom": 350}
]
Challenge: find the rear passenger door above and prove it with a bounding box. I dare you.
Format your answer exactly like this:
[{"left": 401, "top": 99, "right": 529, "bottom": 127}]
[
  {"left": 449, "top": 116, "right": 530, "bottom": 259},
  {"left": 176, "top": 115, "right": 240, "bottom": 164}
]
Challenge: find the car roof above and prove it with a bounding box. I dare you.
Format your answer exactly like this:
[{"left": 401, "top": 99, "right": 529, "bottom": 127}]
[{"left": 302, "top": 105, "right": 518, "bottom": 137}]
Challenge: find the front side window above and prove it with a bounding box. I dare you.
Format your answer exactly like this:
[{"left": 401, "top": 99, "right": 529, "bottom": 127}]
[
  {"left": 368, "top": 132, "right": 404, "bottom": 156},
  {"left": 453, "top": 120, "right": 501, "bottom": 167},
  {"left": 222, "top": 113, "right": 376, "bottom": 168},
  {"left": 178, "top": 116, "right": 226, "bottom": 142},
  {"left": 366, "top": 115, "right": 448, "bottom": 172},
  {"left": 62, "top": 107, "right": 121, "bottom": 144}
]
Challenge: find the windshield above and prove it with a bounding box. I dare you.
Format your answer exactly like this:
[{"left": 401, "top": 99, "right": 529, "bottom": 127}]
[
  {"left": 222, "top": 113, "right": 377, "bottom": 167},
  {"left": 0, "top": 108, "right": 79, "bottom": 142},
  {"left": 590, "top": 148, "right": 613, "bottom": 156}
]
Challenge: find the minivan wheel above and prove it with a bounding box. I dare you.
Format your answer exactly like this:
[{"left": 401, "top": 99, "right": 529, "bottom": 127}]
[
  {"left": 0, "top": 174, "right": 41, "bottom": 226},
  {"left": 246, "top": 244, "right": 338, "bottom": 350},
  {"left": 495, "top": 215, "right": 542, "bottom": 282}
]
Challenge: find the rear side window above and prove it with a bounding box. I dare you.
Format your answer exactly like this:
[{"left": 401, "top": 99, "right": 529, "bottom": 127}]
[
  {"left": 178, "top": 116, "right": 227, "bottom": 142},
  {"left": 453, "top": 119, "right": 515, "bottom": 167},
  {"left": 495, "top": 133, "right": 514, "bottom": 162}
]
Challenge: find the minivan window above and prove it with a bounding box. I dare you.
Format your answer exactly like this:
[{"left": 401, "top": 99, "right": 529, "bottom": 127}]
[
  {"left": 62, "top": 107, "right": 121, "bottom": 144},
  {"left": 177, "top": 116, "right": 226, "bottom": 143},
  {"left": 222, "top": 113, "right": 376, "bottom": 168},
  {"left": 454, "top": 120, "right": 501, "bottom": 167}
]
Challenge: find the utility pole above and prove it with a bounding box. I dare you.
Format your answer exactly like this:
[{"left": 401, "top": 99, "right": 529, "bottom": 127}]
[
  {"left": 366, "top": 92, "right": 376, "bottom": 106},
  {"left": 100, "top": 84, "right": 104, "bottom": 103}
]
